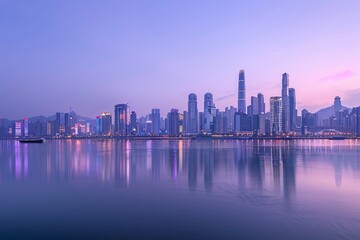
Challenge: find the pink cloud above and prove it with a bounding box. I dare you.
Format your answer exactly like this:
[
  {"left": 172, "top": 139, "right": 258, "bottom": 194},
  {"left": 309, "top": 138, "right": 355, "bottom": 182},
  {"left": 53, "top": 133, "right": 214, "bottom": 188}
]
[{"left": 320, "top": 70, "right": 355, "bottom": 82}]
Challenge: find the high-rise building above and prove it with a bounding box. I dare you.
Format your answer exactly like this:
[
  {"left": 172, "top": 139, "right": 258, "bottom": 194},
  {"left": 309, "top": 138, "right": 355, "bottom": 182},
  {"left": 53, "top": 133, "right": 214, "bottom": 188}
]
[
  {"left": 23, "top": 118, "right": 29, "bottom": 137},
  {"left": 101, "top": 112, "right": 112, "bottom": 136},
  {"left": 167, "top": 109, "right": 179, "bottom": 136},
  {"left": 114, "top": 104, "right": 129, "bottom": 136},
  {"left": 334, "top": 96, "right": 342, "bottom": 114},
  {"left": 187, "top": 93, "right": 198, "bottom": 134},
  {"left": 238, "top": 69, "right": 246, "bottom": 113},
  {"left": 270, "top": 97, "right": 282, "bottom": 135},
  {"left": 14, "top": 121, "right": 22, "bottom": 137},
  {"left": 356, "top": 107, "right": 360, "bottom": 136},
  {"left": 250, "top": 96, "right": 258, "bottom": 116},
  {"left": 151, "top": 108, "right": 160, "bottom": 135},
  {"left": 130, "top": 111, "right": 137, "bottom": 135},
  {"left": 96, "top": 116, "right": 102, "bottom": 135},
  {"left": 234, "top": 111, "right": 248, "bottom": 133},
  {"left": 257, "top": 93, "right": 265, "bottom": 114},
  {"left": 46, "top": 121, "right": 52, "bottom": 135},
  {"left": 203, "top": 92, "right": 216, "bottom": 132},
  {"left": 289, "top": 88, "right": 297, "bottom": 131},
  {"left": 55, "top": 112, "right": 61, "bottom": 135},
  {"left": 64, "top": 113, "right": 70, "bottom": 135},
  {"left": 301, "top": 109, "right": 318, "bottom": 135},
  {"left": 281, "top": 73, "right": 290, "bottom": 133},
  {"left": 225, "top": 106, "right": 236, "bottom": 132}
]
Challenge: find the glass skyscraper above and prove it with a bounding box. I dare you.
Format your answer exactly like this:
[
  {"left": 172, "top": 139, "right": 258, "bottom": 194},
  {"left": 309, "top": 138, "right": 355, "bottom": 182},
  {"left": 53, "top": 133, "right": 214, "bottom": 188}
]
[{"left": 238, "top": 70, "right": 246, "bottom": 113}]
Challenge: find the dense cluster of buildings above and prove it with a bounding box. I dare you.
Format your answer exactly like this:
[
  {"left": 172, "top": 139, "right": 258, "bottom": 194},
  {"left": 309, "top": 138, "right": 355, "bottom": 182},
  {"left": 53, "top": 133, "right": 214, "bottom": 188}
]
[{"left": 1, "top": 70, "right": 360, "bottom": 138}]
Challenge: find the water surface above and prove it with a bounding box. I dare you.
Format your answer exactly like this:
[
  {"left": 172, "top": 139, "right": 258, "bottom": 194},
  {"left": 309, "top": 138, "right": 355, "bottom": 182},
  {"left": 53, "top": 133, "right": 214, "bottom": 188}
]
[{"left": 0, "top": 139, "right": 360, "bottom": 239}]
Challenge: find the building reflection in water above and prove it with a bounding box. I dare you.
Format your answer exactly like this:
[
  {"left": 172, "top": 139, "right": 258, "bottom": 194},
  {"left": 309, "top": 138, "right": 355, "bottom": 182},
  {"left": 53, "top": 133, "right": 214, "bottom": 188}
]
[{"left": 1, "top": 139, "right": 360, "bottom": 205}]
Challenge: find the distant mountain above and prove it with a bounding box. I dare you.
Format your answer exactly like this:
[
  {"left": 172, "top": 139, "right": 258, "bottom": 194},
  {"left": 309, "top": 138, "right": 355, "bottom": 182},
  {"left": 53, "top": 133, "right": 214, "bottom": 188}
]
[
  {"left": 3, "top": 113, "right": 95, "bottom": 123},
  {"left": 315, "top": 105, "right": 350, "bottom": 122}
]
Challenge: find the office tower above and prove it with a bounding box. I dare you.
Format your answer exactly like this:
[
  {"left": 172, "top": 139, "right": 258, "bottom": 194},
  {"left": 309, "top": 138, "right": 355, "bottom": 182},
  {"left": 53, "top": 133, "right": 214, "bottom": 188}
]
[
  {"left": 281, "top": 73, "right": 290, "bottom": 132},
  {"left": 23, "top": 118, "right": 29, "bottom": 137},
  {"left": 14, "top": 121, "right": 22, "bottom": 137},
  {"left": 101, "top": 112, "right": 112, "bottom": 136},
  {"left": 250, "top": 96, "right": 258, "bottom": 116},
  {"left": 334, "top": 96, "right": 341, "bottom": 114},
  {"left": 238, "top": 69, "right": 246, "bottom": 113},
  {"left": 46, "top": 121, "right": 52, "bottom": 135},
  {"left": 198, "top": 112, "right": 204, "bottom": 132},
  {"left": 182, "top": 111, "right": 188, "bottom": 133},
  {"left": 96, "top": 116, "right": 102, "bottom": 135},
  {"left": 167, "top": 109, "right": 179, "bottom": 136},
  {"left": 150, "top": 108, "right": 161, "bottom": 135},
  {"left": 55, "top": 112, "right": 61, "bottom": 134},
  {"left": 130, "top": 111, "right": 137, "bottom": 135},
  {"left": 225, "top": 106, "right": 236, "bottom": 133},
  {"left": 114, "top": 104, "right": 129, "bottom": 136},
  {"left": 179, "top": 112, "right": 184, "bottom": 133},
  {"left": 258, "top": 113, "right": 266, "bottom": 135},
  {"left": 270, "top": 97, "right": 282, "bottom": 135},
  {"left": 356, "top": 107, "right": 360, "bottom": 136},
  {"left": 301, "top": 109, "right": 318, "bottom": 135},
  {"left": 188, "top": 93, "right": 199, "bottom": 134},
  {"left": 257, "top": 93, "right": 265, "bottom": 114},
  {"left": 234, "top": 111, "right": 248, "bottom": 133},
  {"left": 204, "top": 92, "right": 216, "bottom": 132},
  {"left": 289, "top": 88, "right": 297, "bottom": 131},
  {"left": 64, "top": 113, "right": 70, "bottom": 135}
]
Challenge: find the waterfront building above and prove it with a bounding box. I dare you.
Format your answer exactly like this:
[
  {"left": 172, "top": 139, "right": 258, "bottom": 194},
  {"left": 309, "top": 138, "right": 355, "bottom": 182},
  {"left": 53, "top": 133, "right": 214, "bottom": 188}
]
[
  {"left": 238, "top": 69, "right": 246, "bottom": 113},
  {"left": 257, "top": 93, "right": 265, "bottom": 114},
  {"left": 270, "top": 97, "right": 282, "bottom": 135},
  {"left": 187, "top": 93, "right": 199, "bottom": 134},
  {"left": 151, "top": 108, "right": 161, "bottom": 135},
  {"left": 167, "top": 109, "right": 179, "bottom": 136},
  {"left": 101, "top": 112, "right": 112, "bottom": 136},
  {"left": 289, "top": 88, "right": 297, "bottom": 131},
  {"left": 281, "top": 73, "right": 290, "bottom": 132},
  {"left": 114, "top": 104, "right": 129, "bottom": 136}
]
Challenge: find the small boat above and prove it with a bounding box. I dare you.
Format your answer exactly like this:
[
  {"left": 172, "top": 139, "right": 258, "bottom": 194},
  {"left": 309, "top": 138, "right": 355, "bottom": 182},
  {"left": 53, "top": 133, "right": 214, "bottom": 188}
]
[
  {"left": 328, "top": 136, "right": 346, "bottom": 140},
  {"left": 19, "top": 138, "right": 45, "bottom": 143}
]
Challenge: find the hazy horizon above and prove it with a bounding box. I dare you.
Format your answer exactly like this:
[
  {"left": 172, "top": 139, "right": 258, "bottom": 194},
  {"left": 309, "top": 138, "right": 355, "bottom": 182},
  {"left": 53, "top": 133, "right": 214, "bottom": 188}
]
[{"left": 1, "top": 0, "right": 359, "bottom": 119}]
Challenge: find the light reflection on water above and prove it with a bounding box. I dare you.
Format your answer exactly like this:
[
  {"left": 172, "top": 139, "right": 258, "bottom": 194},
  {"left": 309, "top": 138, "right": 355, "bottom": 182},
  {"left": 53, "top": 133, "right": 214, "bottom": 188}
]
[{"left": 0, "top": 139, "right": 360, "bottom": 239}]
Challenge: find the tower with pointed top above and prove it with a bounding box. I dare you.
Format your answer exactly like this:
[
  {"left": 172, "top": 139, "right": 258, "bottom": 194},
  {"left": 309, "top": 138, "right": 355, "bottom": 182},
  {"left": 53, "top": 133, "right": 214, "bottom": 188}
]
[{"left": 238, "top": 70, "right": 246, "bottom": 113}]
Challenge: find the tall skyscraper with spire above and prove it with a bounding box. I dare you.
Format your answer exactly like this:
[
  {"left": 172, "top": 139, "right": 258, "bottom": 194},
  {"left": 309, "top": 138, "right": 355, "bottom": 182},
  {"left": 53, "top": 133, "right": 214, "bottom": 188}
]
[
  {"left": 238, "top": 69, "right": 246, "bottom": 113},
  {"left": 281, "top": 73, "right": 290, "bottom": 132}
]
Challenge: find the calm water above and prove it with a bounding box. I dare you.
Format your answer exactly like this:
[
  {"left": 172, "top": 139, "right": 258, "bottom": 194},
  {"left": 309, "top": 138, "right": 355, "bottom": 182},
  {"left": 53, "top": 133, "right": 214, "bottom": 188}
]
[{"left": 0, "top": 139, "right": 360, "bottom": 239}]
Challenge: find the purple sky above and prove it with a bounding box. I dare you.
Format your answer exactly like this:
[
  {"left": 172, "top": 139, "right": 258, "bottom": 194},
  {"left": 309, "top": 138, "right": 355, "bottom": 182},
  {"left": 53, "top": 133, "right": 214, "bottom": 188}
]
[{"left": 1, "top": 0, "right": 359, "bottom": 119}]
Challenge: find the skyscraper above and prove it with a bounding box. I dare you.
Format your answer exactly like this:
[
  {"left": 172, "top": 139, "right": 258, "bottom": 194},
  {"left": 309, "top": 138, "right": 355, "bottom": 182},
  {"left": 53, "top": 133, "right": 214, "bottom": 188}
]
[
  {"left": 203, "top": 92, "right": 215, "bottom": 132},
  {"left": 238, "top": 69, "right": 246, "bottom": 113},
  {"left": 187, "top": 93, "right": 198, "bottom": 134},
  {"left": 130, "top": 111, "right": 137, "bottom": 135},
  {"left": 334, "top": 96, "right": 341, "bottom": 114},
  {"left": 281, "top": 73, "right": 290, "bottom": 132},
  {"left": 55, "top": 112, "right": 61, "bottom": 135},
  {"left": 114, "top": 104, "right": 129, "bottom": 136},
  {"left": 151, "top": 108, "right": 160, "bottom": 135},
  {"left": 250, "top": 96, "right": 258, "bottom": 116},
  {"left": 167, "top": 109, "right": 179, "bottom": 136},
  {"left": 289, "top": 88, "right": 297, "bottom": 131},
  {"left": 257, "top": 93, "right": 265, "bottom": 114},
  {"left": 270, "top": 97, "right": 282, "bottom": 135},
  {"left": 101, "top": 112, "right": 112, "bottom": 136},
  {"left": 64, "top": 113, "right": 71, "bottom": 135},
  {"left": 23, "top": 118, "right": 29, "bottom": 137}
]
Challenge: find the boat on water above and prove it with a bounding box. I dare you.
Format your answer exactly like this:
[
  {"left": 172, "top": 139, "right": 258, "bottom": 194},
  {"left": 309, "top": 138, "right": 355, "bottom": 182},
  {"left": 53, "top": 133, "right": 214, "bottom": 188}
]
[
  {"left": 328, "top": 136, "right": 346, "bottom": 140},
  {"left": 18, "top": 138, "right": 45, "bottom": 143}
]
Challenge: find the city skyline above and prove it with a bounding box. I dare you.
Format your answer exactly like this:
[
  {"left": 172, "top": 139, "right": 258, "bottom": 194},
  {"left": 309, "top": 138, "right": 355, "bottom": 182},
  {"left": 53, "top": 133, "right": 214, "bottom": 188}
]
[{"left": 1, "top": 1, "right": 359, "bottom": 119}]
